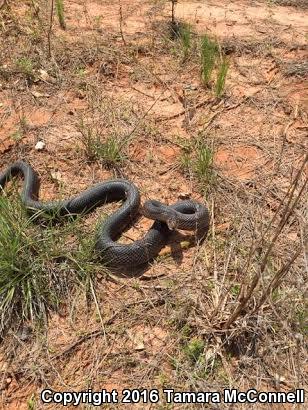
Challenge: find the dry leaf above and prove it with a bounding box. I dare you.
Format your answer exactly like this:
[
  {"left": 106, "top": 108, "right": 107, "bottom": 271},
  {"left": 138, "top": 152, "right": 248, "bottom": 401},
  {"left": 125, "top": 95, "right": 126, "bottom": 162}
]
[{"left": 31, "top": 91, "right": 50, "bottom": 98}]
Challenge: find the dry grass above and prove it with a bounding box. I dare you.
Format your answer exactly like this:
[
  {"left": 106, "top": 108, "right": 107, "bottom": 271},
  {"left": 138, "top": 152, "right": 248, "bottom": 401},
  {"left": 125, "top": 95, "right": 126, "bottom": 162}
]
[
  {"left": 221, "top": 36, "right": 286, "bottom": 56},
  {"left": 0, "top": 0, "right": 307, "bottom": 409},
  {"left": 270, "top": 0, "right": 308, "bottom": 9},
  {"left": 281, "top": 60, "right": 308, "bottom": 78}
]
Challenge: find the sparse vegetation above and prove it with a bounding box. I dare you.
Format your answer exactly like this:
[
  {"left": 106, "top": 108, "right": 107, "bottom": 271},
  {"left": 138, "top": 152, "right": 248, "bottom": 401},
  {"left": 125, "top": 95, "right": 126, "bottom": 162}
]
[
  {"left": 215, "top": 56, "right": 229, "bottom": 97},
  {"left": 184, "top": 337, "right": 205, "bottom": 363},
  {"left": 0, "top": 193, "right": 62, "bottom": 333},
  {"left": 281, "top": 60, "right": 308, "bottom": 78},
  {"left": 178, "top": 23, "right": 192, "bottom": 60},
  {"left": 77, "top": 119, "right": 125, "bottom": 167},
  {"left": 0, "top": 188, "right": 106, "bottom": 336},
  {"left": 200, "top": 35, "right": 229, "bottom": 94},
  {"left": 16, "top": 57, "right": 34, "bottom": 79},
  {"left": 200, "top": 35, "right": 218, "bottom": 86},
  {"left": 55, "top": 0, "right": 66, "bottom": 30},
  {"left": 270, "top": 0, "right": 308, "bottom": 8},
  {"left": 295, "top": 306, "right": 308, "bottom": 336},
  {"left": 181, "top": 136, "right": 215, "bottom": 187}
]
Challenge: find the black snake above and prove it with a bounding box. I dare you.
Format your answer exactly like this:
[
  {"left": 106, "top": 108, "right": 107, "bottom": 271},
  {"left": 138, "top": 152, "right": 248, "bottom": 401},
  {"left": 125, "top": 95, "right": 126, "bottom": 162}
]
[{"left": 0, "top": 161, "right": 210, "bottom": 269}]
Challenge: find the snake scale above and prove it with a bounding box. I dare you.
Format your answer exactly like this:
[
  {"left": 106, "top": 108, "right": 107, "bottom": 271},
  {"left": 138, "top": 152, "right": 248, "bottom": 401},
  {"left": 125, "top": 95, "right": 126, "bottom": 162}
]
[{"left": 0, "top": 161, "right": 210, "bottom": 269}]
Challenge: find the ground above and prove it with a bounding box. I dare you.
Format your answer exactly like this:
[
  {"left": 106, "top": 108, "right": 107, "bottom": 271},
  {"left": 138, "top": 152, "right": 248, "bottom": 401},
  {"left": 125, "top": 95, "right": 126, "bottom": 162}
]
[{"left": 0, "top": 0, "right": 307, "bottom": 409}]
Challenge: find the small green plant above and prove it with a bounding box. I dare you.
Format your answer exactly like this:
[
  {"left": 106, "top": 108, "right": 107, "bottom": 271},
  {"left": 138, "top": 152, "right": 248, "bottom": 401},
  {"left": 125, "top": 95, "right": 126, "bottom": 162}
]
[
  {"left": 11, "top": 130, "right": 23, "bottom": 141},
  {"left": 27, "top": 394, "right": 36, "bottom": 410},
  {"left": 230, "top": 284, "right": 240, "bottom": 297},
  {"left": 179, "top": 23, "right": 192, "bottom": 60},
  {"left": 194, "top": 139, "right": 214, "bottom": 182},
  {"left": 100, "top": 136, "right": 124, "bottom": 167},
  {"left": 181, "top": 323, "right": 193, "bottom": 338},
  {"left": 16, "top": 57, "right": 34, "bottom": 79},
  {"left": 215, "top": 57, "right": 229, "bottom": 97},
  {"left": 295, "top": 305, "right": 308, "bottom": 335},
  {"left": 181, "top": 136, "right": 214, "bottom": 187},
  {"left": 75, "top": 66, "right": 86, "bottom": 77},
  {"left": 19, "top": 115, "right": 29, "bottom": 132},
  {"left": 196, "top": 355, "right": 223, "bottom": 379},
  {"left": 78, "top": 120, "right": 125, "bottom": 167},
  {"left": 158, "top": 372, "right": 170, "bottom": 388},
  {"left": 55, "top": 0, "right": 66, "bottom": 30},
  {"left": 10, "top": 116, "right": 29, "bottom": 142},
  {"left": 184, "top": 338, "right": 205, "bottom": 363},
  {"left": 200, "top": 35, "right": 218, "bottom": 85}
]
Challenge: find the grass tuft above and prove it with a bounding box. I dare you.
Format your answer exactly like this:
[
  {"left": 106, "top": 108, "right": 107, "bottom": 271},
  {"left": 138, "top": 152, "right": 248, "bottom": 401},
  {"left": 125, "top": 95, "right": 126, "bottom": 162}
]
[
  {"left": 215, "top": 56, "right": 229, "bottom": 97},
  {"left": 16, "top": 57, "right": 34, "bottom": 79},
  {"left": 0, "top": 190, "right": 100, "bottom": 336},
  {"left": 0, "top": 194, "right": 56, "bottom": 332},
  {"left": 181, "top": 136, "right": 215, "bottom": 189},
  {"left": 184, "top": 338, "right": 205, "bottom": 363},
  {"left": 200, "top": 35, "right": 218, "bottom": 86},
  {"left": 55, "top": 0, "right": 66, "bottom": 30},
  {"left": 77, "top": 119, "right": 125, "bottom": 168},
  {"left": 199, "top": 35, "right": 229, "bottom": 94},
  {"left": 179, "top": 23, "right": 192, "bottom": 60}
]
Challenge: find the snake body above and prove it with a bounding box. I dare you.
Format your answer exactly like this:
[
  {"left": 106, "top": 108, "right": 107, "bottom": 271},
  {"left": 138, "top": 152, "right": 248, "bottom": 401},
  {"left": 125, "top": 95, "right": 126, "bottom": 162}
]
[{"left": 0, "top": 161, "right": 210, "bottom": 269}]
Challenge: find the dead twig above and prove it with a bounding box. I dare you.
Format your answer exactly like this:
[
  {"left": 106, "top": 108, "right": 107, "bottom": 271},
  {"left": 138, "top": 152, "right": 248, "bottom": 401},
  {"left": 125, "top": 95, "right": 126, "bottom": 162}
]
[
  {"left": 157, "top": 97, "right": 215, "bottom": 121},
  {"left": 253, "top": 243, "right": 305, "bottom": 313},
  {"left": 118, "top": 0, "right": 127, "bottom": 46},
  {"left": 157, "top": 89, "right": 262, "bottom": 122},
  {"left": 222, "top": 154, "right": 307, "bottom": 329},
  {"left": 47, "top": 0, "right": 54, "bottom": 58}
]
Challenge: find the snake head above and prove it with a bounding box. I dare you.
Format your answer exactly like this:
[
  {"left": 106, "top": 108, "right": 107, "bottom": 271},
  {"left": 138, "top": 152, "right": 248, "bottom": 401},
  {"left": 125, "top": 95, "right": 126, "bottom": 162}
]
[
  {"left": 166, "top": 214, "right": 178, "bottom": 230},
  {"left": 142, "top": 199, "right": 180, "bottom": 230}
]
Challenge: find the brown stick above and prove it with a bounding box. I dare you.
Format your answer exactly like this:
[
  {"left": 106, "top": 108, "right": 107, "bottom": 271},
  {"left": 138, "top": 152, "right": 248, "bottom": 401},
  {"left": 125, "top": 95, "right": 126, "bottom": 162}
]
[
  {"left": 171, "top": 0, "right": 177, "bottom": 24},
  {"left": 253, "top": 244, "right": 305, "bottom": 313},
  {"left": 157, "top": 97, "right": 215, "bottom": 121},
  {"left": 118, "top": 0, "right": 126, "bottom": 46},
  {"left": 47, "top": 0, "right": 54, "bottom": 58},
  {"left": 222, "top": 155, "right": 307, "bottom": 329}
]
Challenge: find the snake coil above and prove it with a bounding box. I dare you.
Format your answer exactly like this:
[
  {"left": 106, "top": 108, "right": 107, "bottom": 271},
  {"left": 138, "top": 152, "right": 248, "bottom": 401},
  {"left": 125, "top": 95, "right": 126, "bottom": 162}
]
[{"left": 0, "top": 161, "right": 210, "bottom": 269}]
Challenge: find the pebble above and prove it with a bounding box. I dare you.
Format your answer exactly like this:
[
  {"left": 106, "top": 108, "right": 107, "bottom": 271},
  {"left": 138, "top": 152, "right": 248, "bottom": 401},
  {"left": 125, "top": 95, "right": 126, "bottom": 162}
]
[{"left": 35, "top": 140, "right": 46, "bottom": 151}]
